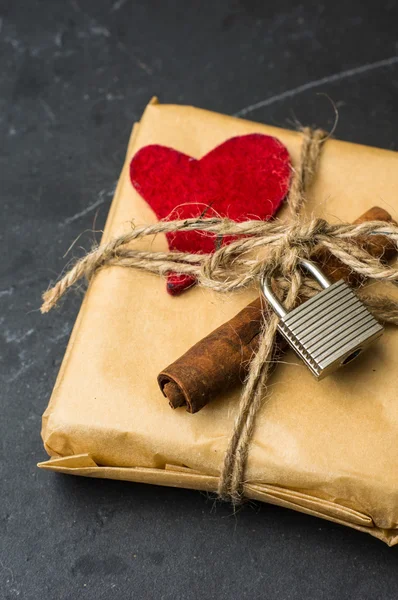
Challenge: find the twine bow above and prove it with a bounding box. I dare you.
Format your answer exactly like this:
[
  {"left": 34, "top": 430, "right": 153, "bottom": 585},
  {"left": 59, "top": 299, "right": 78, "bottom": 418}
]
[{"left": 41, "top": 128, "right": 398, "bottom": 503}]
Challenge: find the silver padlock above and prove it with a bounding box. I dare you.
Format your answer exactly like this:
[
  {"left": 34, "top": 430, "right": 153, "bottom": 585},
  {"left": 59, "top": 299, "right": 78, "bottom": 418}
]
[{"left": 261, "top": 259, "right": 384, "bottom": 380}]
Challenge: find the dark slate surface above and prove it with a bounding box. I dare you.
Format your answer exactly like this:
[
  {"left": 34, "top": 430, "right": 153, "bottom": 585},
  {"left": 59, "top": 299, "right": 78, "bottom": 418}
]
[{"left": 1, "top": 1, "right": 398, "bottom": 598}]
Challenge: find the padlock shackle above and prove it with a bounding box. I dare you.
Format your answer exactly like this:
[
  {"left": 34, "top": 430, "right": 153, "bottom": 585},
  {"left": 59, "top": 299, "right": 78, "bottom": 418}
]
[
  {"left": 261, "top": 275, "right": 287, "bottom": 318},
  {"left": 260, "top": 259, "right": 332, "bottom": 319},
  {"left": 299, "top": 259, "right": 332, "bottom": 289}
]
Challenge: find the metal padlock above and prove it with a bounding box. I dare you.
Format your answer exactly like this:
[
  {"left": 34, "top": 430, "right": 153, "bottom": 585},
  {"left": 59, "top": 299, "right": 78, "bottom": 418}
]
[{"left": 261, "top": 259, "right": 384, "bottom": 380}]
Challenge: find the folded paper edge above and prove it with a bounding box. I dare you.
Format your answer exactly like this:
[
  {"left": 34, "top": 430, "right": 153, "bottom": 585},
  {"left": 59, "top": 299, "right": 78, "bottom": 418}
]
[{"left": 37, "top": 454, "right": 398, "bottom": 546}]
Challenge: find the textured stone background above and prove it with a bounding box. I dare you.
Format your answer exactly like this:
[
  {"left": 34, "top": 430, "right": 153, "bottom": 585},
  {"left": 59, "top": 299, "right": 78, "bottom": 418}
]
[{"left": 1, "top": 1, "right": 398, "bottom": 598}]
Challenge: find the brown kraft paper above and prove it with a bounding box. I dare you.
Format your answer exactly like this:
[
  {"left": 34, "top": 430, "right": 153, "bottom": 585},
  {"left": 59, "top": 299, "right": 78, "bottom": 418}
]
[{"left": 39, "top": 98, "right": 398, "bottom": 545}]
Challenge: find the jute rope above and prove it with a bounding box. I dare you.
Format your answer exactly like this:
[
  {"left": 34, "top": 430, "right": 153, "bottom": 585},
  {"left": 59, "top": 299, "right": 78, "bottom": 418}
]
[{"left": 41, "top": 128, "right": 398, "bottom": 503}]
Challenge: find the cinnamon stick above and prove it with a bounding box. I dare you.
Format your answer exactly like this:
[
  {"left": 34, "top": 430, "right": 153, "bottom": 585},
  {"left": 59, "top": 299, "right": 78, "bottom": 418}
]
[{"left": 158, "top": 207, "right": 396, "bottom": 413}]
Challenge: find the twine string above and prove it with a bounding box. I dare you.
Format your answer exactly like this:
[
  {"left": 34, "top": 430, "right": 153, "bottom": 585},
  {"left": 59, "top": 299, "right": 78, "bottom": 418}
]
[
  {"left": 41, "top": 218, "right": 398, "bottom": 312},
  {"left": 219, "top": 127, "right": 324, "bottom": 500},
  {"left": 41, "top": 129, "right": 398, "bottom": 503}
]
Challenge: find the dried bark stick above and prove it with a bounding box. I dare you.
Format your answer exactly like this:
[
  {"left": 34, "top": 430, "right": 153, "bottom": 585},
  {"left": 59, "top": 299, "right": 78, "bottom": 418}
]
[{"left": 158, "top": 207, "right": 396, "bottom": 413}]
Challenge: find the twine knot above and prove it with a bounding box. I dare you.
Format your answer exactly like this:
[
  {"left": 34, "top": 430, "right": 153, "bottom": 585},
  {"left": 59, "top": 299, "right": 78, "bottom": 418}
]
[
  {"left": 272, "top": 218, "right": 328, "bottom": 277},
  {"left": 287, "top": 217, "right": 329, "bottom": 246}
]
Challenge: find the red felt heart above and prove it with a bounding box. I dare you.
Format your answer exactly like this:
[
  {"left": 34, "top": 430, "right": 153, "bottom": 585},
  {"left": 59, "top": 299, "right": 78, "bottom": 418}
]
[{"left": 130, "top": 134, "right": 291, "bottom": 294}]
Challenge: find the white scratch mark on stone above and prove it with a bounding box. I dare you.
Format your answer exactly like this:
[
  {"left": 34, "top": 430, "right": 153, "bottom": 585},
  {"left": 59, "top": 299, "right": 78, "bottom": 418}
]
[
  {"left": 6, "top": 361, "right": 34, "bottom": 383},
  {"left": 60, "top": 187, "right": 115, "bottom": 227},
  {"left": 112, "top": 0, "right": 127, "bottom": 11},
  {"left": 89, "top": 23, "right": 111, "bottom": 37},
  {"left": 54, "top": 30, "right": 63, "bottom": 48},
  {"left": 0, "top": 287, "right": 14, "bottom": 297},
  {"left": 234, "top": 55, "right": 398, "bottom": 117},
  {"left": 0, "top": 557, "right": 14, "bottom": 586},
  {"left": 133, "top": 55, "right": 153, "bottom": 75},
  {"left": 4, "top": 35, "right": 24, "bottom": 53},
  {"left": 39, "top": 99, "right": 56, "bottom": 124},
  {"left": 49, "top": 323, "right": 72, "bottom": 343},
  {"left": 4, "top": 328, "right": 35, "bottom": 344},
  {"left": 4, "top": 324, "right": 73, "bottom": 384},
  {"left": 117, "top": 42, "right": 153, "bottom": 75}
]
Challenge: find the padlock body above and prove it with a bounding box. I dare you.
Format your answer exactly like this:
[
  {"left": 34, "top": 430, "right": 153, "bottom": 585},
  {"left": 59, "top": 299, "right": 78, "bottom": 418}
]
[{"left": 278, "top": 280, "right": 384, "bottom": 379}]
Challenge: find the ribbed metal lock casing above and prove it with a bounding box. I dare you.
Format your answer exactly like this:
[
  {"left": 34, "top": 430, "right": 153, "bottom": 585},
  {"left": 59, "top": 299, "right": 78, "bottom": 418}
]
[{"left": 277, "top": 280, "right": 384, "bottom": 379}]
